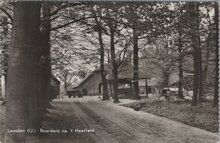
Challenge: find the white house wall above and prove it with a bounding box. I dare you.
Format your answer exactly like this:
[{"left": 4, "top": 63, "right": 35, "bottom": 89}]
[{"left": 78, "top": 72, "right": 102, "bottom": 95}]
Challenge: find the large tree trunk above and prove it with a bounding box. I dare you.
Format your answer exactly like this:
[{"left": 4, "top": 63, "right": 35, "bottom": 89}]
[
  {"left": 213, "top": 2, "right": 219, "bottom": 107},
  {"left": 132, "top": 24, "right": 140, "bottom": 100},
  {"left": 109, "top": 24, "right": 119, "bottom": 103},
  {"left": 130, "top": 5, "right": 140, "bottom": 100},
  {"left": 189, "top": 3, "right": 200, "bottom": 106},
  {"left": 39, "top": 2, "right": 51, "bottom": 115},
  {"left": 6, "top": 2, "right": 41, "bottom": 142},
  {"left": 97, "top": 25, "right": 109, "bottom": 100},
  {"left": 195, "top": 3, "right": 203, "bottom": 103}
]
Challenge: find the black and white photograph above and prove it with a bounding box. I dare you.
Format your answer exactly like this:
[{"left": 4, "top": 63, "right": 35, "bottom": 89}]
[{"left": 0, "top": 1, "right": 219, "bottom": 143}]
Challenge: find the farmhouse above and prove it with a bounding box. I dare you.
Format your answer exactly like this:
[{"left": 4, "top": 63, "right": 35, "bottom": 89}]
[
  {"left": 70, "top": 54, "right": 193, "bottom": 98},
  {"left": 106, "top": 58, "right": 150, "bottom": 97},
  {"left": 71, "top": 58, "right": 158, "bottom": 98},
  {"left": 72, "top": 69, "right": 102, "bottom": 96}
]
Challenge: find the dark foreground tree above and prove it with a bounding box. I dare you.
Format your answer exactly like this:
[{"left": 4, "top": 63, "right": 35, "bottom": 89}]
[
  {"left": 97, "top": 22, "right": 110, "bottom": 100},
  {"left": 39, "top": 2, "right": 52, "bottom": 115},
  {"left": 109, "top": 18, "right": 119, "bottom": 103},
  {"left": 106, "top": 4, "right": 120, "bottom": 103},
  {"left": 188, "top": 2, "right": 202, "bottom": 106},
  {"left": 91, "top": 6, "right": 109, "bottom": 100},
  {"left": 213, "top": 2, "right": 219, "bottom": 107},
  {"left": 129, "top": 4, "right": 140, "bottom": 100},
  {"left": 6, "top": 2, "right": 41, "bottom": 143}
]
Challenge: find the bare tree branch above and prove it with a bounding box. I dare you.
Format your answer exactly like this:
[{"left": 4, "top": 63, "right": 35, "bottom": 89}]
[
  {"left": 50, "top": 16, "right": 100, "bottom": 31},
  {"left": 0, "top": 7, "right": 13, "bottom": 23}
]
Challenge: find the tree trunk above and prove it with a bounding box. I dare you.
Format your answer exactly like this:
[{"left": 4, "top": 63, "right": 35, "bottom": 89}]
[
  {"left": 194, "top": 3, "right": 203, "bottom": 102},
  {"left": 198, "top": 43, "right": 203, "bottom": 102},
  {"left": 132, "top": 24, "right": 140, "bottom": 100},
  {"left": 177, "top": 36, "right": 184, "bottom": 99},
  {"left": 39, "top": 2, "right": 51, "bottom": 115},
  {"left": 145, "top": 79, "right": 148, "bottom": 98},
  {"left": 109, "top": 24, "right": 119, "bottom": 103},
  {"left": 192, "top": 48, "right": 199, "bottom": 106},
  {"left": 97, "top": 25, "right": 109, "bottom": 100},
  {"left": 213, "top": 2, "right": 219, "bottom": 107},
  {"left": 189, "top": 3, "right": 200, "bottom": 106},
  {"left": 109, "top": 81, "right": 113, "bottom": 97},
  {"left": 64, "top": 74, "right": 68, "bottom": 95},
  {"left": 178, "top": 56, "right": 184, "bottom": 99},
  {"left": 162, "top": 69, "right": 170, "bottom": 88},
  {"left": 6, "top": 2, "right": 41, "bottom": 142}
]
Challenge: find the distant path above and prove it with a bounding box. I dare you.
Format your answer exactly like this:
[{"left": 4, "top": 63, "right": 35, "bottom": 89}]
[{"left": 28, "top": 96, "right": 218, "bottom": 143}]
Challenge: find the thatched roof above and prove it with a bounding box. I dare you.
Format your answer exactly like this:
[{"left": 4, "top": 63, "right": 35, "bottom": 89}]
[
  {"left": 73, "top": 69, "right": 100, "bottom": 89},
  {"left": 106, "top": 59, "right": 149, "bottom": 80}
]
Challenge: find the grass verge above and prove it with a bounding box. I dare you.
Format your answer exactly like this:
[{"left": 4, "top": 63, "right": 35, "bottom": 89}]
[{"left": 122, "top": 99, "right": 218, "bottom": 133}]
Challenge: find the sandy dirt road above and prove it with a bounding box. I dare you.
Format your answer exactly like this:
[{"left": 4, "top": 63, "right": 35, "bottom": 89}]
[{"left": 29, "top": 96, "right": 218, "bottom": 143}]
